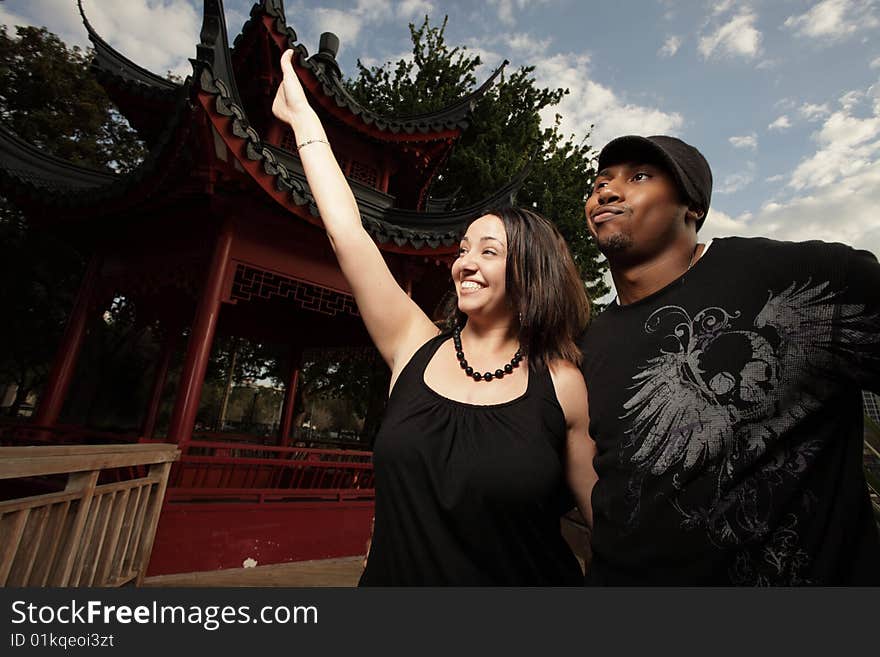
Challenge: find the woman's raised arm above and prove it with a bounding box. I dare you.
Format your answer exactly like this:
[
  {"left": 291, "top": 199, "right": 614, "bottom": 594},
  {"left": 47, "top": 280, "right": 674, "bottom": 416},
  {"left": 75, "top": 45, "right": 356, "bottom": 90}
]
[{"left": 272, "top": 49, "right": 438, "bottom": 375}]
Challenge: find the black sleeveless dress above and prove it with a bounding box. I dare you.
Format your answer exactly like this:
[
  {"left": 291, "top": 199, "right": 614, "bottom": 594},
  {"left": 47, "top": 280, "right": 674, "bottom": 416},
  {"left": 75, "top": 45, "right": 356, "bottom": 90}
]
[{"left": 359, "top": 333, "right": 583, "bottom": 586}]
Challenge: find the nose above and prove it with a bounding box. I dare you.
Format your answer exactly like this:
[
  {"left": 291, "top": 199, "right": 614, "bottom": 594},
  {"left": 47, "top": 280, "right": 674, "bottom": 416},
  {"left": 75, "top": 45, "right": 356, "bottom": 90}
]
[
  {"left": 454, "top": 250, "right": 478, "bottom": 277},
  {"left": 597, "top": 181, "right": 622, "bottom": 204}
]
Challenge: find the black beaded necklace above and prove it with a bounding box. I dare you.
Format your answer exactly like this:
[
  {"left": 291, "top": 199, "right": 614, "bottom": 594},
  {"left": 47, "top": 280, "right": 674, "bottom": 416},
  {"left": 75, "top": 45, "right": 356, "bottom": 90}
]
[{"left": 453, "top": 326, "right": 522, "bottom": 382}]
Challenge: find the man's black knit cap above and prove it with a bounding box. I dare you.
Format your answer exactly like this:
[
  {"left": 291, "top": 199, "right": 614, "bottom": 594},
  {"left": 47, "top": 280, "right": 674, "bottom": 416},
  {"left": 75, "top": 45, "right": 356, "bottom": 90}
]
[{"left": 597, "top": 135, "right": 713, "bottom": 230}]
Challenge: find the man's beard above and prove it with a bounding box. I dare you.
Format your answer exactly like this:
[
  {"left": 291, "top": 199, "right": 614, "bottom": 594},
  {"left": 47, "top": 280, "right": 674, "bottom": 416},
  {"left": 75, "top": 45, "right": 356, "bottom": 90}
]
[{"left": 596, "top": 231, "right": 633, "bottom": 254}]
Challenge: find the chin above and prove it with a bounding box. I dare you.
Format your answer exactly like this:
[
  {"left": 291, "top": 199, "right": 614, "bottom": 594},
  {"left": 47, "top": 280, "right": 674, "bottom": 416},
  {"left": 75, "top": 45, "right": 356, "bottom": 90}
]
[
  {"left": 457, "top": 300, "right": 481, "bottom": 315},
  {"left": 597, "top": 231, "right": 633, "bottom": 254}
]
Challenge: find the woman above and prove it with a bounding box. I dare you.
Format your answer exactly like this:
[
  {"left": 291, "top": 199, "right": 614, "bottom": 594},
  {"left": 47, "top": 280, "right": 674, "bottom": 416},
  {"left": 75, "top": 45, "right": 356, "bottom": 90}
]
[{"left": 272, "top": 49, "right": 596, "bottom": 585}]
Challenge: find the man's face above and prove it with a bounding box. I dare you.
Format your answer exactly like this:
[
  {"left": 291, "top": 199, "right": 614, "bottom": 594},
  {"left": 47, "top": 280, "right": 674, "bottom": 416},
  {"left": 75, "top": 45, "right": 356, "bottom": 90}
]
[{"left": 584, "top": 161, "right": 691, "bottom": 260}]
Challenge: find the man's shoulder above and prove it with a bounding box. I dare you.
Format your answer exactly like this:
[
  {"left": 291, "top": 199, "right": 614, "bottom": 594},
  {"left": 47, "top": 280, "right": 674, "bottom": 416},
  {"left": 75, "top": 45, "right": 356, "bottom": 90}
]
[
  {"left": 711, "top": 235, "right": 867, "bottom": 261},
  {"left": 577, "top": 304, "right": 620, "bottom": 346}
]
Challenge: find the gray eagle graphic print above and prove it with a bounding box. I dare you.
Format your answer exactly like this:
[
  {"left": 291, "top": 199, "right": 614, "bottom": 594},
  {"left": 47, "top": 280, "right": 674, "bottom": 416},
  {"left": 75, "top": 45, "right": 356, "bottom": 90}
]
[{"left": 618, "top": 278, "right": 878, "bottom": 584}]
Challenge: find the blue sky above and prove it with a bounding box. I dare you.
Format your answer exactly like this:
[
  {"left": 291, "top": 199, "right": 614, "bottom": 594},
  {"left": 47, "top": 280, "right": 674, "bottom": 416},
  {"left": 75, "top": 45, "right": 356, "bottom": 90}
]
[{"left": 2, "top": 0, "right": 879, "bottom": 262}]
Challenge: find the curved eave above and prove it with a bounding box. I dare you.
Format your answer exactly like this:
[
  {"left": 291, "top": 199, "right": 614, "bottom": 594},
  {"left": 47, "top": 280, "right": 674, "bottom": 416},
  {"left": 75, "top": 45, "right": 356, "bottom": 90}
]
[
  {"left": 247, "top": 4, "right": 506, "bottom": 140},
  {"left": 305, "top": 54, "right": 508, "bottom": 137},
  {"left": 0, "top": 90, "right": 194, "bottom": 217},
  {"left": 0, "top": 124, "right": 116, "bottom": 193},
  {"left": 194, "top": 63, "right": 532, "bottom": 254},
  {"left": 78, "top": 0, "right": 179, "bottom": 92},
  {"left": 383, "top": 154, "right": 535, "bottom": 231}
]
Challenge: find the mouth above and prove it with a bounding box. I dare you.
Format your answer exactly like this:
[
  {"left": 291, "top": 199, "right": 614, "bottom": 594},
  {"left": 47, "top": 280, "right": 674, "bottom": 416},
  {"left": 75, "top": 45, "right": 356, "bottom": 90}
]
[
  {"left": 459, "top": 280, "right": 486, "bottom": 295},
  {"left": 591, "top": 205, "right": 625, "bottom": 225}
]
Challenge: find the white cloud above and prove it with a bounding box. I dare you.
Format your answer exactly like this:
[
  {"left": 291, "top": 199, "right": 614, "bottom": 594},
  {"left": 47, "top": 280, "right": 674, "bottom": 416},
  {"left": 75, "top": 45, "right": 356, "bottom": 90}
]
[
  {"left": 1, "top": 0, "right": 203, "bottom": 78},
  {"left": 397, "top": 0, "right": 434, "bottom": 19},
  {"left": 0, "top": 0, "right": 88, "bottom": 49},
  {"left": 729, "top": 133, "right": 758, "bottom": 150},
  {"left": 716, "top": 162, "right": 756, "bottom": 195},
  {"left": 699, "top": 208, "right": 759, "bottom": 243},
  {"left": 756, "top": 58, "right": 780, "bottom": 70},
  {"left": 726, "top": 80, "right": 880, "bottom": 258},
  {"left": 783, "top": 0, "right": 880, "bottom": 42},
  {"left": 711, "top": 0, "right": 737, "bottom": 15},
  {"left": 765, "top": 174, "right": 784, "bottom": 183},
  {"left": 703, "top": 163, "right": 880, "bottom": 259},
  {"left": 355, "top": 0, "right": 394, "bottom": 17},
  {"left": 506, "top": 33, "right": 552, "bottom": 57},
  {"left": 698, "top": 11, "right": 762, "bottom": 60},
  {"left": 762, "top": 164, "right": 880, "bottom": 256},
  {"left": 840, "top": 89, "right": 865, "bottom": 110},
  {"left": 658, "top": 35, "right": 682, "bottom": 57},
  {"left": 871, "top": 56, "right": 880, "bottom": 69},
  {"left": 313, "top": 8, "right": 365, "bottom": 48},
  {"left": 487, "top": 0, "right": 549, "bottom": 26},
  {"left": 799, "top": 102, "right": 832, "bottom": 121},
  {"left": 301, "top": 0, "right": 446, "bottom": 53},
  {"left": 768, "top": 115, "right": 792, "bottom": 131},
  {"left": 788, "top": 110, "right": 880, "bottom": 190},
  {"left": 531, "top": 52, "right": 683, "bottom": 148}
]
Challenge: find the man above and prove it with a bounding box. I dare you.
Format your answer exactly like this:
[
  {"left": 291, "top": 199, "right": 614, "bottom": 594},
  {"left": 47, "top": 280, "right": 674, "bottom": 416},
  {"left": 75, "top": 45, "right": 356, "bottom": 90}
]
[{"left": 579, "top": 135, "right": 880, "bottom": 585}]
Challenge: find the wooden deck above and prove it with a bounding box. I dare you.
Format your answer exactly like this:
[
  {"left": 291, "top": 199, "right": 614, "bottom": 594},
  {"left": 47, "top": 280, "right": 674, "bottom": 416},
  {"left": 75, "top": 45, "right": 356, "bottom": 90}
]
[
  {"left": 142, "top": 516, "right": 590, "bottom": 587},
  {"left": 142, "top": 556, "right": 365, "bottom": 587}
]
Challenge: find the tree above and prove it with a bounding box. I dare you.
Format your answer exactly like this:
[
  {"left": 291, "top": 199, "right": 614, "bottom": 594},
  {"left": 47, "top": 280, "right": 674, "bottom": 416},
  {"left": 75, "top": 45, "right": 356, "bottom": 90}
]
[
  {"left": 0, "top": 25, "right": 145, "bottom": 172},
  {"left": 0, "top": 26, "right": 146, "bottom": 417},
  {"left": 346, "top": 17, "right": 609, "bottom": 302}
]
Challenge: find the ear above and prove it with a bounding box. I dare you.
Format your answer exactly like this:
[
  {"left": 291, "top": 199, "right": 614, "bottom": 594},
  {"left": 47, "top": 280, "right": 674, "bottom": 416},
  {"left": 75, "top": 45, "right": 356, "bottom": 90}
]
[{"left": 685, "top": 207, "right": 705, "bottom": 224}]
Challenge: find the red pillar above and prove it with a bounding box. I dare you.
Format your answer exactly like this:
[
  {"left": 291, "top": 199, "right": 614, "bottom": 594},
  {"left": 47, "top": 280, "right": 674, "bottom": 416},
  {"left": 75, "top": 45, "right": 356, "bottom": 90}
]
[
  {"left": 278, "top": 348, "right": 302, "bottom": 446},
  {"left": 32, "top": 254, "right": 101, "bottom": 428},
  {"left": 141, "top": 329, "right": 178, "bottom": 440},
  {"left": 166, "top": 224, "right": 233, "bottom": 447}
]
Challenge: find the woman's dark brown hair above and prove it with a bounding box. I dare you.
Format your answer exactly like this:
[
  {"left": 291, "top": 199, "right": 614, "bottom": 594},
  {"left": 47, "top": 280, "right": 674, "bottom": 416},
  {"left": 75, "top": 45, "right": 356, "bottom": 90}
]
[{"left": 446, "top": 206, "right": 591, "bottom": 370}]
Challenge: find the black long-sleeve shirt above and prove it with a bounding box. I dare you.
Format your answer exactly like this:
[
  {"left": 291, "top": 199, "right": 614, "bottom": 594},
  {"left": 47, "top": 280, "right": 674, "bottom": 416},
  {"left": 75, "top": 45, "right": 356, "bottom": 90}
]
[{"left": 579, "top": 237, "right": 880, "bottom": 585}]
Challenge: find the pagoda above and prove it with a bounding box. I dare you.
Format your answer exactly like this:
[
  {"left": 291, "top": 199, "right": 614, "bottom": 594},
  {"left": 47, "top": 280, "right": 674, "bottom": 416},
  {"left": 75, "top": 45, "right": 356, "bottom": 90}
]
[{"left": 0, "top": 0, "right": 528, "bottom": 575}]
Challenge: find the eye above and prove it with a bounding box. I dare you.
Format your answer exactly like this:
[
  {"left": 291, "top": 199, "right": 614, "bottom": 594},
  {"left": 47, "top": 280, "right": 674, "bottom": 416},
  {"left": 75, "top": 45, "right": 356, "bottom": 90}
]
[
  {"left": 482, "top": 249, "right": 497, "bottom": 256},
  {"left": 631, "top": 171, "right": 651, "bottom": 182},
  {"left": 457, "top": 246, "right": 468, "bottom": 256}
]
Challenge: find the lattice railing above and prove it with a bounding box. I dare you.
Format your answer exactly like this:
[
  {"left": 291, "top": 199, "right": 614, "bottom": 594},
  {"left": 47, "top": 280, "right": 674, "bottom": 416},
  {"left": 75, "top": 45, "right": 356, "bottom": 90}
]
[{"left": 168, "top": 440, "right": 374, "bottom": 503}]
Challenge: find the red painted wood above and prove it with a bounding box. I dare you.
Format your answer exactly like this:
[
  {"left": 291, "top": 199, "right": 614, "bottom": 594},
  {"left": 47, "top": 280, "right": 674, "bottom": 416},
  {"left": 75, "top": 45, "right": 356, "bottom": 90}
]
[
  {"left": 166, "top": 224, "right": 233, "bottom": 447},
  {"left": 142, "top": 329, "right": 177, "bottom": 439},
  {"left": 278, "top": 351, "right": 301, "bottom": 446},
  {"left": 32, "top": 254, "right": 101, "bottom": 428},
  {"left": 145, "top": 500, "right": 374, "bottom": 575}
]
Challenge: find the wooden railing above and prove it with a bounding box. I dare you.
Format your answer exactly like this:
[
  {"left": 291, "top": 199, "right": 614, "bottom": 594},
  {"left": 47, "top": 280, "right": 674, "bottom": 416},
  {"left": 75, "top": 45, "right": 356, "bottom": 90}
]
[{"left": 0, "top": 444, "right": 179, "bottom": 587}]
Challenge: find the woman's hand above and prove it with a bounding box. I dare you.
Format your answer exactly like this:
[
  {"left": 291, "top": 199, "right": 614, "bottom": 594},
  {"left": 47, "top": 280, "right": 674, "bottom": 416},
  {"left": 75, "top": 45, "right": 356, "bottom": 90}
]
[{"left": 272, "top": 49, "right": 313, "bottom": 127}]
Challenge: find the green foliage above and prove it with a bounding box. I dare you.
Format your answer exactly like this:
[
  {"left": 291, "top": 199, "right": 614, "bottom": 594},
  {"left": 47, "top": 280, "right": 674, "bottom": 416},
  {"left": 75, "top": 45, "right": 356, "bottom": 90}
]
[
  {"left": 0, "top": 25, "right": 145, "bottom": 172},
  {"left": 204, "top": 336, "right": 284, "bottom": 389},
  {"left": 0, "top": 198, "right": 83, "bottom": 414},
  {"left": 298, "top": 347, "right": 389, "bottom": 443},
  {"left": 346, "top": 17, "right": 609, "bottom": 302},
  {"left": 0, "top": 26, "right": 147, "bottom": 417}
]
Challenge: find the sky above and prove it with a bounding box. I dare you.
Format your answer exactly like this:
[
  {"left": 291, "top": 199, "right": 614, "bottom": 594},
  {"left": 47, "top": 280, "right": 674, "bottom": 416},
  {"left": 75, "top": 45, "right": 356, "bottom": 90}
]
[{"left": 2, "top": 0, "right": 879, "bottom": 266}]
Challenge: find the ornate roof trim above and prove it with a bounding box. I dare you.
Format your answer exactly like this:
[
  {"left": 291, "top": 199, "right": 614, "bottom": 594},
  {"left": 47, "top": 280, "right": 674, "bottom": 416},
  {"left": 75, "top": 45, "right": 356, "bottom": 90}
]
[{"left": 240, "top": 0, "right": 508, "bottom": 137}]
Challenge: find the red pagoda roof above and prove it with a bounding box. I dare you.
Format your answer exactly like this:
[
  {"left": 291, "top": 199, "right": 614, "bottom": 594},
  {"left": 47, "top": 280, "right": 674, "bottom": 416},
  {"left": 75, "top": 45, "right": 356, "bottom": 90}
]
[{"left": 0, "top": 0, "right": 532, "bottom": 255}]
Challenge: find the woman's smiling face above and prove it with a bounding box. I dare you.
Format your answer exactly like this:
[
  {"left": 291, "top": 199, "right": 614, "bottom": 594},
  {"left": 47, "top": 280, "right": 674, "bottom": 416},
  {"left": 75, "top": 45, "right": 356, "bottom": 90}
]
[{"left": 451, "top": 214, "right": 511, "bottom": 321}]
